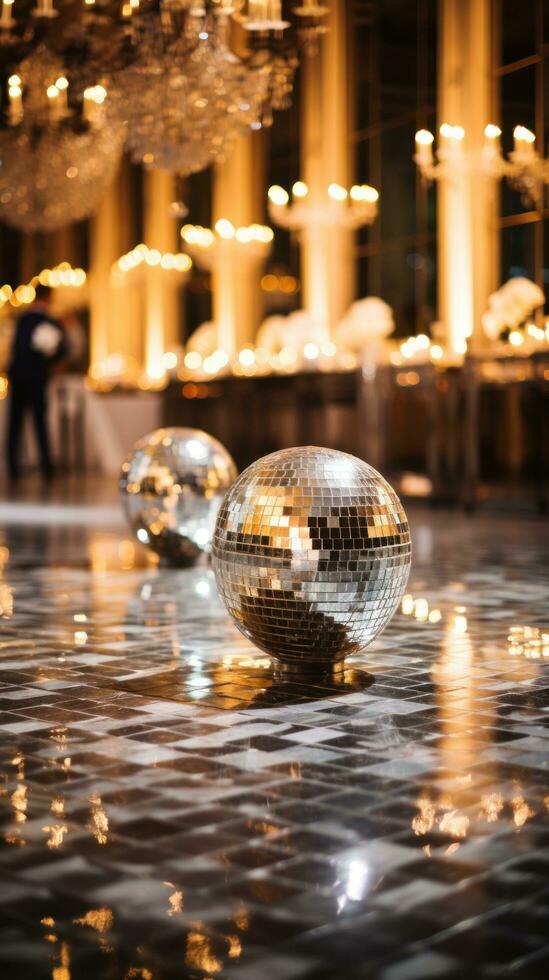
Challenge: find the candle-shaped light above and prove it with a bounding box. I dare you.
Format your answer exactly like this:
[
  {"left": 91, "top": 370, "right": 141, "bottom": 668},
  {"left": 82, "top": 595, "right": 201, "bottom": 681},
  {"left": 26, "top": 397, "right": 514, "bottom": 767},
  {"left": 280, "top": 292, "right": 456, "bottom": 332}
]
[
  {"left": 438, "top": 122, "right": 453, "bottom": 152},
  {"left": 268, "top": 185, "right": 289, "bottom": 207},
  {"left": 327, "top": 183, "right": 348, "bottom": 201},
  {"left": 482, "top": 123, "right": 502, "bottom": 168},
  {"left": 83, "top": 87, "right": 93, "bottom": 122},
  {"left": 7, "top": 74, "right": 23, "bottom": 125},
  {"left": 83, "top": 85, "right": 106, "bottom": 125},
  {"left": 36, "top": 0, "right": 55, "bottom": 15},
  {"left": 215, "top": 218, "right": 235, "bottom": 240},
  {"left": 350, "top": 184, "right": 379, "bottom": 203},
  {"left": 1, "top": 0, "right": 14, "bottom": 29},
  {"left": 484, "top": 123, "right": 501, "bottom": 150},
  {"left": 55, "top": 76, "right": 68, "bottom": 113},
  {"left": 47, "top": 84, "right": 60, "bottom": 119},
  {"left": 439, "top": 123, "right": 464, "bottom": 161},
  {"left": 415, "top": 129, "right": 434, "bottom": 167},
  {"left": 292, "top": 181, "right": 308, "bottom": 199},
  {"left": 513, "top": 125, "right": 536, "bottom": 160}
]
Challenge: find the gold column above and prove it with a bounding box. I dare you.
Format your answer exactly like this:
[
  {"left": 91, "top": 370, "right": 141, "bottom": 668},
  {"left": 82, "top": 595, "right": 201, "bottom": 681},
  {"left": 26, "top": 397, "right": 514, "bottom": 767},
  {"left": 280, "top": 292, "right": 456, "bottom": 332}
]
[
  {"left": 110, "top": 158, "right": 144, "bottom": 368},
  {"left": 300, "top": 51, "right": 330, "bottom": 337},
  {"left": 143, "top": 168, "right": 181, "bottom": 375},
  {"left": 438, "top": 0, "right": 498, "bottom": 351},
  {"left": 89, "top": 173, "right": 120, "bottom": 369},
  {"left": 300, "top": 0, "right": 354, "bottom": 337},
  {"left": 212, "top": 131, "right": 266, "bottom": 355}
]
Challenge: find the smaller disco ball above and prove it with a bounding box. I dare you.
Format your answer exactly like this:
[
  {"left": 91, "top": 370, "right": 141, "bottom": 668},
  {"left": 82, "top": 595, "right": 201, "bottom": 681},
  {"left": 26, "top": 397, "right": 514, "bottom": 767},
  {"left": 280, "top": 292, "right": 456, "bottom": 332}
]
[
  {"left": 212, "top": 446, "right": 411, "bottom": 670},
  {"left": 120, "top": 427, "right": 237, "bottom": 566}
]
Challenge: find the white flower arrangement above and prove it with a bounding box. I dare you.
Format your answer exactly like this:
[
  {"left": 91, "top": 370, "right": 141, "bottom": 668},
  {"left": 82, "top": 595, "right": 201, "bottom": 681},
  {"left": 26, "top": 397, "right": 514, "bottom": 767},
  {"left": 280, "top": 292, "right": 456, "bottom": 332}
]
[
  {"left": 335, "top": 296, "right": 395, "bottom": 351},
  {"left": 186, "top": 320, "right": 218, "bottom": 358},
  {"left": 255, "top": 315, "right": 288, "bottom": 353},
  {"left": 256, "top": 310, "right": 321, "bottom": 354},
  {"left": 482, "top": 277, "right": 545, "bottom": 340},
  {"left": 31, "top": 321, "right": 63, "bottom": 358},
  {"left": 335, "top": 297, "right": 395, "bottom": 352}
]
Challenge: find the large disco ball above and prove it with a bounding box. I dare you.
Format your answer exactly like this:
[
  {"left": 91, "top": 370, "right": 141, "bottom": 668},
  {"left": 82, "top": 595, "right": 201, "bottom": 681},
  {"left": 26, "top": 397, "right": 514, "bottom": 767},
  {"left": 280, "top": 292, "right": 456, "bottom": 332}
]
[
  {"left": 120, "top": 428, "right": 237, "bottom": 566},
  {"left": 212, "top": 446, "right": 411, "bottom": 669}
]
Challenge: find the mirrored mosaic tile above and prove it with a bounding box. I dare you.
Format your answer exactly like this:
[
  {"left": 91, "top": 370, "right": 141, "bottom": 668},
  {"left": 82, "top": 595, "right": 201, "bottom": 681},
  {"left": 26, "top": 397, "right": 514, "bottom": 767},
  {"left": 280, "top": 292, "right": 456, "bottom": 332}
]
[{"left": 0, "top": 508, "right": 548, "bottom": 978}]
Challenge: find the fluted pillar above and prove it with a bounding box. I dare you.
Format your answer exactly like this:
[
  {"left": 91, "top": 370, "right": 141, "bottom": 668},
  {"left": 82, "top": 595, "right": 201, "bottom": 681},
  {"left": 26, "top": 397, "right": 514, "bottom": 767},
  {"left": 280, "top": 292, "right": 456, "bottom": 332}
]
[
  {"left": 438, "top": 0, "right": 497, "bottom": 350},
  {"left": 89, "top": 176, "right": 120, "bottom": 369},
  {"left": 212, "top": 131, "right": 266, "bottom": 355},
  {"left": 143, "top": 169, "right": 180, "bottom": 375},
  {"left": 109, "top": 157, "right": 143, "bottom": 367},
  {"left": 300, "top": 0, "right": 353, "bottom": 337}
]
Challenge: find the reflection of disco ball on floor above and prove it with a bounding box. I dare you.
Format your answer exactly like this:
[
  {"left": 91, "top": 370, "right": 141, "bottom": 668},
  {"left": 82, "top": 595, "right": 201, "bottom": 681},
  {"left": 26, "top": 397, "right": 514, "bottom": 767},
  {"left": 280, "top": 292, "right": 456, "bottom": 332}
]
[
  {"left": 212, "top": 446, "right": 411, "bottom": 669},
  {"left": 120, "top": 428, "right": 237, "bottom": 566}
]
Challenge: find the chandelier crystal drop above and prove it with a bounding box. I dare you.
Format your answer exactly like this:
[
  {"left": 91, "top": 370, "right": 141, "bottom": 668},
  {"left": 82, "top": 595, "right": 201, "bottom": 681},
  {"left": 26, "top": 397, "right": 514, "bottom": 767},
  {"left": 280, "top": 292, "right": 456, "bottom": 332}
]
[
  {"left": 0, "top": 46, "right": 124, "bottom": 233},
  {"left": 115, "top": 9, "right": 271, "bottom": 174}
]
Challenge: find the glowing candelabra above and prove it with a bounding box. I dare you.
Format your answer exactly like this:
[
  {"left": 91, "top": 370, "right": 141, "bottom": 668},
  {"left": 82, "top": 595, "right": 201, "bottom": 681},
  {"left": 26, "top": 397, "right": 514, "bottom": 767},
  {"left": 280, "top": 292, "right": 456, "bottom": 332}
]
[
  {"left": 180, "top": 219, "right": 274, "bottom": 270},
  {"left": 267, "top": 180, "right": 379, "bottom": 233},
  {"left": 181, "top": 219, "right": 274, "bottom": 357},
  {"left": 415, "top": 123, "right": 549, "bottom": 208},
  {"left": 111, "top": 243, "right": 192, "bottom": 282},
  {"left": 0, "top": 45, "right": 123, "bottom": 233}
]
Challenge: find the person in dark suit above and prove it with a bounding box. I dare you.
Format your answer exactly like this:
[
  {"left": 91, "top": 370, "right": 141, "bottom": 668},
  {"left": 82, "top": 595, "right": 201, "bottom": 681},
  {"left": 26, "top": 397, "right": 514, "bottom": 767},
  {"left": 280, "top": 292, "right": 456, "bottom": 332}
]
[{"left": 6, "top": 284, "right": 66, "bottom": 482}]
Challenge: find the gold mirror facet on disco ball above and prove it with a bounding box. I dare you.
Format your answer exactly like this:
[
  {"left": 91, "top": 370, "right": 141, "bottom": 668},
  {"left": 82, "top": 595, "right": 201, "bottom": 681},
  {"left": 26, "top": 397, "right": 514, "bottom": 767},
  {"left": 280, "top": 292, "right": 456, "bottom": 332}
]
[
  {"left": 120, "top": 427, "right": 237, "bottom": 566},
  {"left": 212, "top": 446, "right": 411, "bottom": 669}
]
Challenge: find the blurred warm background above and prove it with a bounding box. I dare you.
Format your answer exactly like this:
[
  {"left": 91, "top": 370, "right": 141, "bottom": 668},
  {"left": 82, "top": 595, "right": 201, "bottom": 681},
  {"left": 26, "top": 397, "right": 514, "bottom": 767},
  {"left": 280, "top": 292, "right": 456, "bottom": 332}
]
[{"left": 0, "top": 0, "right": 547, "bottom": 510}]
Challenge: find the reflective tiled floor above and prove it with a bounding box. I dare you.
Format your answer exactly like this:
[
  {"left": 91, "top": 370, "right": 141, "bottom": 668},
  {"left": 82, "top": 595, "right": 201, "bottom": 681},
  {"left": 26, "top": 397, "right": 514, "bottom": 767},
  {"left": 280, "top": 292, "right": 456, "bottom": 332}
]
[{"left": 0, "top": 497, "right": 548, "bottom": 978}]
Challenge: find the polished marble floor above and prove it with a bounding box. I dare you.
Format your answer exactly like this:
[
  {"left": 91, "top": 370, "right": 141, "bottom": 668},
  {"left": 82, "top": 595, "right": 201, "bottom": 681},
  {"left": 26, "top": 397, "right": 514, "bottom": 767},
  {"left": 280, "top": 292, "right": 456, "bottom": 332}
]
[{"left": 0, "top": 490, "right": 548, "bottom": 978}]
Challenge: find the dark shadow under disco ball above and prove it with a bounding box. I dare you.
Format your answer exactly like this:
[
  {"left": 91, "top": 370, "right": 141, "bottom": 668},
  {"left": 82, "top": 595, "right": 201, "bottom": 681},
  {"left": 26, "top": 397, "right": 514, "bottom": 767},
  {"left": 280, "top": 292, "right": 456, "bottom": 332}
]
[{"left": 212, "top": 446, "right": 411, "bottom": 670}]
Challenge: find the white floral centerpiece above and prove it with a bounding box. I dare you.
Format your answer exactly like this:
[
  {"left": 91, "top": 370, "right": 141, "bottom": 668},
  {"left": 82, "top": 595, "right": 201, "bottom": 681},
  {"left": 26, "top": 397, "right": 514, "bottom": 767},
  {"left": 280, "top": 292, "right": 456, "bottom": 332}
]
[
  {"left": 335, "top": 297, "right": 395, "bottom": 353},
  {"left": 482, "top": 277, "right": 545, "bottom": 341},
  {"left": 256, "top": 310, "right": 321, "bottom": 355},
  {"left": 255, "top": 315, "right": 289, "bottom": 354},
  {"left": 186, "top": 320, "right": 218, "bottom": 359}
]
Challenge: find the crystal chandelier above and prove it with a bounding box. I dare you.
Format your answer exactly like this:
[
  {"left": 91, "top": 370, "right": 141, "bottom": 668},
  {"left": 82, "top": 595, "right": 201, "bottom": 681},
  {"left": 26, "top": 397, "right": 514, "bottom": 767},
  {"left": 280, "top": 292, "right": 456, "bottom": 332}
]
[
  {"left": 112, "top": 0, "right": 317, "bottom": 175},
  {"left": 0, "top": 45, "right": 124, "bottom": 233},
  {"left": 414, "top": 123, "right": 549, "bottom": 209},
  {"left": 0, "top": 0, "right": 328, "bottom": 231},
  {"left": 115, "top": 6, "right": 272, "bottom": 175}
]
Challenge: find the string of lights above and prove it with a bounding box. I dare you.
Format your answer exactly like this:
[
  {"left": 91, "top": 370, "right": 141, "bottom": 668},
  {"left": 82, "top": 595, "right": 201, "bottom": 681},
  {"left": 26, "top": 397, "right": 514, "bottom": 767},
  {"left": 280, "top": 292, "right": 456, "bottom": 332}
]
[
  {"left": 0, "top": 263, "right": 87, "bottom": 310},
  {"left": 112, "top": 244, "right": 193, "bottom": 277},
  {"left": 0, "top": 244, "right": 196, "bottom": 314},
  {"left": 181, "top": 221, "right": 274, "bottom": 249}
]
